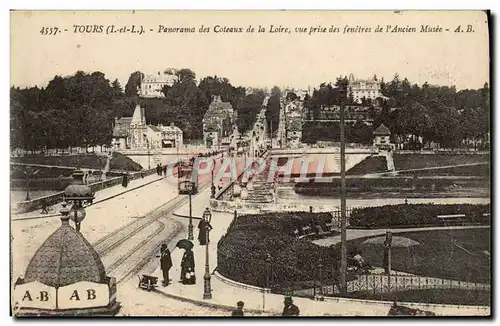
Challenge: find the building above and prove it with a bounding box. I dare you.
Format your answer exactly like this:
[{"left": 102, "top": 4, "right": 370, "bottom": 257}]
[
  {"left": 112, "top": 104, "right": 183, "bottom": 150},
  {"left": 202, "top": 95, "right": 234, "bottom": 148},
  {"left": 13, "top": 205, "right": 119, "bottom": 316},
  {"left": 373, "top": 123, "right": 393, "bottom": 150},
  {"left": 139, "top": 71, "right": 179, "bottom": 98},
  {"left": 348, "top": 74, "right": 381, "bottom": 104}
]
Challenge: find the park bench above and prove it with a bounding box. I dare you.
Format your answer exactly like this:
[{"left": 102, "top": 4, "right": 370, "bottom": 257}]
[{"left": 437, "top": 214, "right": 468, "bottom": 227}]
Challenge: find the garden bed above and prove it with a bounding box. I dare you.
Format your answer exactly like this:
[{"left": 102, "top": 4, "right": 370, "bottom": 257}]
[
  {"left": 294, "top": 177, "right": 488, "bottom": 196},
  {"left": 349, "top": 203, "right": 490, "bottom": 228},
  {"left": 217, "top": 212, "right": 340, "bottom": 290}
]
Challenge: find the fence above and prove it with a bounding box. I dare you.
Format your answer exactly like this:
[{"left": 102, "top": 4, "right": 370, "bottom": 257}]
[
  {"left": 217, "top": 244, "right": 490, "bottom": 306},
  {"left": 216, "top": 209, "right": 490, "bottom": 307}
]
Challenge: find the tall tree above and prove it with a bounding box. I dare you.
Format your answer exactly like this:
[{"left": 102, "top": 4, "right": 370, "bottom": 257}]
[{"left": 125, "top": 71, "right": 143, "bottom": 97}]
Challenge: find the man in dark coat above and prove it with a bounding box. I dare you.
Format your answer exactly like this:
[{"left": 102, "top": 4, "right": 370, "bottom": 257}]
[
  {"left": 197, "top": 219, "right": 213, "bottom": 246},
  {"left": 159, "top": 244, "right": 173, "bottom": 286},
  {"left": 231, "top": 301, "right": 245, "bottom": 316},
  {"left": 180, "top": 249, "right": 196, "bottom": 284},
  {"left": 282, "top": 296, "right": 299, "bottom": 316}
]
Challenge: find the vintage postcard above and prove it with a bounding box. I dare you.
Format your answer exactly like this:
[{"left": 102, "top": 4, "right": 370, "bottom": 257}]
[{"left": 10, "top": 10, "right": 491, "bottom": 317}]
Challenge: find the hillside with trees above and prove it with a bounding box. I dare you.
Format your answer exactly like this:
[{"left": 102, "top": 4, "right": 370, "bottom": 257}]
[
  {"left": 304, "top": 75, "right": 490, "bottom": 150},
  {"left": 10, "top": 69, "right": 254, "bottom": 151}
]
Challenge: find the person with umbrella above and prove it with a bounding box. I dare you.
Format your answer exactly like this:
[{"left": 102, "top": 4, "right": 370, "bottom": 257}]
[
  {"left": 197, "top": 218, "right": 213, "bottom": 246},
  {"left": 159, "top": 243, "right": 172, "bottom": 286},
  {"left": 176, "top": 239, "right": 196, "bottom": 285}
]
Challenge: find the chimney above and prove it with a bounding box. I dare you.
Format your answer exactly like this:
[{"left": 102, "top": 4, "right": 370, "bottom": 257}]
[{"left": 170, "top": 122, "right": 175, "bottom": 127}]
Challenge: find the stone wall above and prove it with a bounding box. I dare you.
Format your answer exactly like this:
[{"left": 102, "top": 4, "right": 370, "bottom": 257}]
[{"left": 12, "top": 168, "right": 158, "bottom": 214}]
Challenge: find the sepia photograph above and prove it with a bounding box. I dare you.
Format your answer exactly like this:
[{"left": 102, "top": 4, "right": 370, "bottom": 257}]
[{"left": 9, "top": 10, "right": 491, "bottom": 317}]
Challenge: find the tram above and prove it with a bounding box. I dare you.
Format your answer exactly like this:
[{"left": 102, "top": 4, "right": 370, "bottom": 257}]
[{"left": 178, "top": 159, "right": 198, "bottom": 195}]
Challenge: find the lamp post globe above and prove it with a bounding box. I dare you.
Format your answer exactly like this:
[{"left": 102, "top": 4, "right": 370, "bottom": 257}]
[{"left": 63, "top": 169, "right": 95, "bottom": 233}]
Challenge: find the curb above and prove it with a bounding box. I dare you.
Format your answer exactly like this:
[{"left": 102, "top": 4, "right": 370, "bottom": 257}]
[
  {"left": 12, "top": 176, "right": 165, "bottom": 221},
  {"left": 213, "top": 271, "right": 271, "bottom": 293},
  {"left": 172, "top": 212, "right": 202, "bottom": 220},
  {"left": 152, "top": 288, "right": 272, "bottom": 315}
]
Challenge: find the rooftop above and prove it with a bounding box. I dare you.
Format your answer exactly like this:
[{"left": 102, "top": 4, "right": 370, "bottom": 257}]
[
  {"left": 374, "top": 123, "right": 391, "bottom": 135},
  {"left": 24, "top": 208, "right": 107, "bottom": 288}
]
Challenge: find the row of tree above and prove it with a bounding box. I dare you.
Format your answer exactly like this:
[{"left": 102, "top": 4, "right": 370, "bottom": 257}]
[
  {"left": 303, "top": 75, "right": 490, "bottom": 149},
  {"left": 11, "top": 69, "right": 268, "bottom": 152}
]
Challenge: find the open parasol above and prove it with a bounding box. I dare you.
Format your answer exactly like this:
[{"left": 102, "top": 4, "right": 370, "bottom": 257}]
[{"left": 176, "top": 239, "right": 194, "bottom": 250}]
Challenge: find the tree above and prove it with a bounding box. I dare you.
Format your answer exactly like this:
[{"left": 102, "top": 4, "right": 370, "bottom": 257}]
[
  {"left": 286, "top": 91, "right": 298, "bottom": 101},
  {"left": 111, "top": 79, "right": 123, "bottom": 98},
  {"left": 236, "top": 92, "right": 265, "bottom": 134},
  {"left": 177, "top": 68, "right": 196, "bottom": 83},
  {"left": 125, "top": 71, "right": 143, "bottom": 97}
]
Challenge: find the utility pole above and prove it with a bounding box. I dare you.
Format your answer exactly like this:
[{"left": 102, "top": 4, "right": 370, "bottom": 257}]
[{"left": 340, "top": 95, "right": 347, "bottom": 294}]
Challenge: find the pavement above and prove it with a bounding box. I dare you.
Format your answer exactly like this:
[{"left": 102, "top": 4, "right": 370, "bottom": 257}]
[
  {"left": 150, "top": 187, "right": 490, "bottom": 316},
  {"left": 11, "top": 173, "right": 165, "bottom": 221}
]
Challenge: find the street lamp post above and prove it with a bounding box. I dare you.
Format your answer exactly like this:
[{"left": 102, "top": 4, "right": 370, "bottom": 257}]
[
  {"left": 211, "top": 169, "right": 216, "bottom": 198},
  {"left": 202, "top": 208, "right": 212, "bottom": 299},
  {"left": 24, "top": 171, "right": 31, "bottom": 201},
  {"left": 187, "top": 182, "right": 194, "bottom": 240},
  {"left": 340, "top": 97, "right": 347, "bottom": 295}
]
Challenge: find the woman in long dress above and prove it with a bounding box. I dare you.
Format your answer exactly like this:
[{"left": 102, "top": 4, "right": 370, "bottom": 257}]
[{"left": 180, "top": 249, "right": 196, "bottom": 284}]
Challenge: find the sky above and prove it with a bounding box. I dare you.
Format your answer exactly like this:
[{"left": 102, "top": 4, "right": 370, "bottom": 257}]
[{"left": 10, "top": 10, "right": 490, "bottom": 91}]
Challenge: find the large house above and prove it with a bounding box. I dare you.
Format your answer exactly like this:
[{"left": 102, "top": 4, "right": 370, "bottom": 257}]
[
  {"left": 202, "top": 95, "right": 234, "bottom": 148},
  {"left": 112, "top": 104, "right": 183, "bottom": 150},
  {"left": 139, "top": 71, "right": 179, "bottom": 98},
  {"left": 348, "top": 74, "right": 381, "bottom": 104}
]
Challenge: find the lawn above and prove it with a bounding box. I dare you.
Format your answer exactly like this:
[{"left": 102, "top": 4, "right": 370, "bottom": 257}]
[
  {"left": 11, "top": 152, "right": 142, "bottom": 171},
  {"left": 398, "top": 163, "right": 490, "bottom": 177},
  {"left": 341, "top": 228, "right": 491, "bottom": 284},
  {"left": 347, "top": 156, "right": 388, "bottom": 175},
  {"left": 393, "top": 154, "right": 490, "bottom": 171}
]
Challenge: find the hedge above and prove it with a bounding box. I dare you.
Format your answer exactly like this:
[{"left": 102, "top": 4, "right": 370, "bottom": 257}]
[
  {"left": 349, "top": 203, "right": 491, "bottom": 228},
  {"left": 217, "top": 212, "right": 340, "bottom": 290},
  {"left": 294, "top": 177, "right": 488, "bottom": 195}
]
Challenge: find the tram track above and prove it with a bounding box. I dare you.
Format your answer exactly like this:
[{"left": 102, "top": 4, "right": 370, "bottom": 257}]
[{"left": 93, "top": 179, "right": 212, "bottom": 284}]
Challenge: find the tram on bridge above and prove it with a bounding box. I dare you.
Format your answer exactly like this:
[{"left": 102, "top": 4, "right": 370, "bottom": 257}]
[{"left": 177, "top": 159, "right": 198, "bottom": 195}]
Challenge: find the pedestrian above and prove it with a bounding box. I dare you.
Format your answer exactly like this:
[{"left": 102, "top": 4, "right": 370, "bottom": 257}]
[
  {"left": 180, "top": 249, "right": 196, "bottom": 285},
  {"left": 197, "top": 218, "right": 213, "bottom": 246},
  {"left": 231, "top": 301, "right": 245, "bottom": 317},
  {"left": 282, "top": 296, "right": 299, "bottom": 316},
  {"left": 163, "top": 165, "right": 167, "bottom": 176},
  {"left": 218, "top": 179, "right": 224, "bottom": 191},
  {"left": 121, "top": 172, "right": 128, "bottom": 188},
  {"left": 159, "top": 244, "right": 173, "bottom": 286}
]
